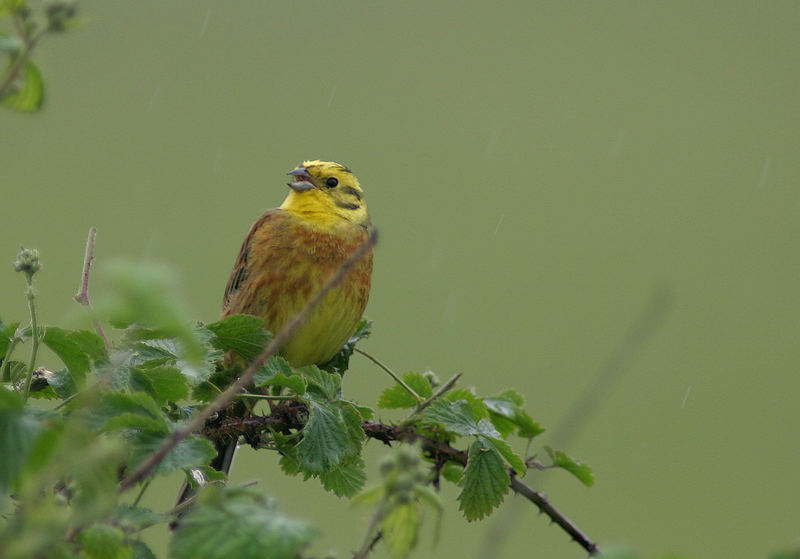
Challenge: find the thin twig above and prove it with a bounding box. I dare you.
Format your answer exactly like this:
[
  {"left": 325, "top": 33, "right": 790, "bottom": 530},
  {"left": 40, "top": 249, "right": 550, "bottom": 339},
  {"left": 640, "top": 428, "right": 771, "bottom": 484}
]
[
  {"left": 415, "top": 372, "right": 461, "bottom": 415},
  {"left": 352, "top": 502, "right": 386, "bottom": 559},
  {"left": 73, "top": 227, "right": 112, "bottom": 350},
  {"left": 0, "top": 13, "right": 45, "bottom": 100},
  {"left": 355, "top": 348, "right": 421, "bottom": 402},
  {"left": 118, "top": 229, "right": 378, "bottom": 491}
]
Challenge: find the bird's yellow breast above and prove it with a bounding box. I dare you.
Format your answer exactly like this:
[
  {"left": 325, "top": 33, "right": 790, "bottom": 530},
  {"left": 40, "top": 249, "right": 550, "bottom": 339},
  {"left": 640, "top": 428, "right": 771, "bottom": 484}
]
[{"left": 222, "top": 210, "right": 372, "bottom": 367}]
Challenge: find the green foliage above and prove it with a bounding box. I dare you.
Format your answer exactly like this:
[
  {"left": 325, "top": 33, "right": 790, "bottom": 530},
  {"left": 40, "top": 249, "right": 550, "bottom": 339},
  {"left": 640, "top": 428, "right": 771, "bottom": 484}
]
[
  {"left": 545, "top": 445, "right": 595, "bottom": 487},
  {"left": 378, "top": 371, "right": 432, "bottom": 409},
  {"left": 0, "top": 243, "right": 597, "bottom": 559},
  {"left": 170, "top": 488, "right": 314, "bottom": 559},
  {"left": 0, "top": 0, "right": 78, "bottom": 114}
]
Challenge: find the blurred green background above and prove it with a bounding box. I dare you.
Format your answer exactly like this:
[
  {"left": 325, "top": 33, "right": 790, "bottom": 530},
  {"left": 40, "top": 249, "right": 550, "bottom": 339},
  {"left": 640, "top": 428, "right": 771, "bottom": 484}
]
[{"left": 3, "top": 1, "right": 799, "bottom": 557}]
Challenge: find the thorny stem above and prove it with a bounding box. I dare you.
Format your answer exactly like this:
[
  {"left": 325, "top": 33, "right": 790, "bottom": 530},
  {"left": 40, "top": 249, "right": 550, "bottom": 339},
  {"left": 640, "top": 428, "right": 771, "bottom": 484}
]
[
  {"left": 73, "top": 227, "right": 112, "bottom": 350},
  {"left": 509, "top": 475, "right": 600, "bottom": 555},
  {"left": 22, "top": 274, "right": 39, "bottom": 402},
  {"left": 118, "top": 229, "right": 378, "bottom": 491},
  {"left": 355, "top": 348, "right": 421, "bottom": 403}
]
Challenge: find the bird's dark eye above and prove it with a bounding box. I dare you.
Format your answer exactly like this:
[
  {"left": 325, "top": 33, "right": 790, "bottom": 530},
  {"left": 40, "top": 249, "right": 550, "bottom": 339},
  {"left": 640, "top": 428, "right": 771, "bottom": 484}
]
[{"left": 325, "top": 177, "right": 339, "bottom": 188}]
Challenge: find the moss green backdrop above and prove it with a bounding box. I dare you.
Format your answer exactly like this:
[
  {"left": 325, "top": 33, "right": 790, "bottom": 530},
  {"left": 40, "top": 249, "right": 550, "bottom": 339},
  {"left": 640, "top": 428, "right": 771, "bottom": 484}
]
[{"left": 3, "top": 2, "right": 799, "bottom": 557}]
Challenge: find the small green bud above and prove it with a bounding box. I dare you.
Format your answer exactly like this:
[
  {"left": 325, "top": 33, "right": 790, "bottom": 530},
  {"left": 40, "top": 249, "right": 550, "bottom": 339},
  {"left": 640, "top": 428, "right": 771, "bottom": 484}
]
[
  {"left": 13, "top": 246, "right": 41, "bottom": 276},
  {"left": 422, "top": 370, "right": 440, "bottom": 388}
]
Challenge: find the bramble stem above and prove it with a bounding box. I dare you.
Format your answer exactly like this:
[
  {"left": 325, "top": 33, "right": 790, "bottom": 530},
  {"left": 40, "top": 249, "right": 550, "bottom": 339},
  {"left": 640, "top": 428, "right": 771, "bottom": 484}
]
[
  {"left": 73, "top": 227, "right": 112, "bottom": 350},
  {"left": 118, "top": 229, "right": 378, "bottom": 491},
  {"left": 355, "top": 348, "right": 421, "bottom": 403},
  {"left": 22, "top": 273, "right": 39, "bottom": 402}
]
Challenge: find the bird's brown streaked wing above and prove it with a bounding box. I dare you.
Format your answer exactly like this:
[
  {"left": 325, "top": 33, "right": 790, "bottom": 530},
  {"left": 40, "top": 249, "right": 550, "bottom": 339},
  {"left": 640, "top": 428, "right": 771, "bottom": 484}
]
[{"left": 222, "top": 210, "right": 281, "bottom": 313}]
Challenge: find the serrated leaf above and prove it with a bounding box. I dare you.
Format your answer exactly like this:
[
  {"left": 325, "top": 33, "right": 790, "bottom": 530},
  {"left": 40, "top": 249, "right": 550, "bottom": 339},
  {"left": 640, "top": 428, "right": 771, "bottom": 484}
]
[
  {"left": 484, "top": 437, "right": 525, "bottom": 476},
  {"left": 320, "top": 319, "right": 372, "bottom": 374},
  {"left": 319, "top": 458, "right": 366, "bottom": 497},
  {"left": 42, "top": 327, "right": 108, "bottom": 383},
  {"left": 381, "top": 502, "right": 419, "bottom": 558},
  {"left": 206, "top": 314, "right": 271, "bottom": 361},
  {"left": 445, "top": 388, "right": 489, "bottom": 419},
  {"left": 545, "top": 446, "right": 594, "bottom": 487},
  {"left": 297, "top": 401, "right": 361, "bottom": 474},
  {"left": 78, "top": 524, "right": 131, "bottom": 559},
  {"left": 377, "top": 372, "right": 431, "bottom": 409},
  {"left": 130, "top": 364, "right": 188, "bottom": 403},
  {"left": 424, "top": 399, "right": 480, "bottom": 436},
  {"left": 95, "top": 391, "right": 165, "bottom": 430},
  {"left": 458, "top": 438, "right": 509, "bottom": 521},
  {"left": 3, "top": 359, "right": 27, "bottom": 383},
  {"left": 2, "top": 60, "right": 44, "bottom": 112},
  {"left": 301, "top": 366, "right": 341, "bottom": 402},
  {"left": 170, "top": 488, "right": 314, "bottom": 559},
  {"left": 102, "top": 412, "right": 167, "bottom": 434},
  {"left": 254, "top": 356, "right": 306, "bottom": 394}
]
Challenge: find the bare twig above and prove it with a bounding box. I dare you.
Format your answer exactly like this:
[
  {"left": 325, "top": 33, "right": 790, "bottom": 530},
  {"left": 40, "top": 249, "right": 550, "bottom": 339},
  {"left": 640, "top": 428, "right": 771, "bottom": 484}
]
[
  {"left": 356, "top": 348, "right": 421, "bottom": 402},
  {"left": 118, "top": 229, "right": 377, "bottom": 491},
  {"left": 73, "top": 227, "right": 112, "bottom": 350}
]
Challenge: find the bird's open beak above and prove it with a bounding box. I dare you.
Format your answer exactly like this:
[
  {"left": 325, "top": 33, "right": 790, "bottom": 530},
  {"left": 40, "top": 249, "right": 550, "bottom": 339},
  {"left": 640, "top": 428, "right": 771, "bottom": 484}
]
[{"left": 287, "top": 167, "right": 316, "bottom": 191}]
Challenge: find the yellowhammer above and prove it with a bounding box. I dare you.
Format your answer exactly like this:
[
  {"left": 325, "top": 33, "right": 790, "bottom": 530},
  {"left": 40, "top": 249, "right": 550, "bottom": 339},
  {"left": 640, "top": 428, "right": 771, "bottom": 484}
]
[{"left": 176, "top": 160, "right": 373, "bottom": 506}]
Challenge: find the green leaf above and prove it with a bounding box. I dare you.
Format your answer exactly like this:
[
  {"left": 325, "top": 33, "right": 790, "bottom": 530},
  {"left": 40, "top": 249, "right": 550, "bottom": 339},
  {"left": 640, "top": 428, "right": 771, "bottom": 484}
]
[
  {"left": 458, "top": 438, "right": 509, "bottom": 521},
  {"left": 483, "top": 393, "right": 544, "bottom": 439},
  {"left": 2, "top": 60, "right": 44, "bottom": 112},
  {"left": 114, "top": 504, "right": 169, "bottom": 531},
  {"left": 297, "top": 401, "right": 362, "bottom": 474},
  {"left": 320, "top": 319, "right": 372, "bottom": 373},
  {"left": 45, "top": 368, "right": 78, "bottom": 399},
  {"left": 545, "top": 446, "right": 594, "bottom": 487},
  {"left": 319, "top": 457, "right": 366, "bottom": 497},
  {"left": 381, "top": 502, "right": 418, "bottom": 558},
  {"left": 254, "top": 356, "right": 306, "bottom": 394},
  {"left": 130, "top": 364, "right": 189, "bottom": 403},
  {"left": 131, "top": 541, "right": 158, "bottom": 559},
  {"left": 377, "top": 372, "right": 432, "bottom": 409},
  {"left": 424, "top": 399, "right": 482, "bottom": 436},
  {"left": 484, "top": 437, "right": 525, "bottom": 476},
  {"left": 0, "top": 320, "right": 19, "bottom": 361},
  {"left": 445, "top": 388, "right": 489, "bottom": 419},
  {"left": 441, "top": 463, "right": 463, "bottom": 484},
  {"left": 42, "top": 327, "right": 108, "bottom": 383},
  {"left": 0, "top": 390, "right": 40, "bottom": 493},
  {"left": 301, "top": 366, "right": 341, "bottom": 402},
  {"left": 95, "top": 391, "right": 166, "bottom": 431},
  {"left": 206, "top": 314, "right": 271, "bottom": 361},
  {"left": 104, "top": 261, "right": 205, "bottom": 365},
  {"left": 170, "top": 488, "right": 314, "bottom": 559},
  {"left": 3, "top": 359, "right": 27, "bottom": 383},
  {"left": 78, "top": 524, "right": 131, "bottom": 559},
  {"left": 135, "top": 433, "right": 216, "bottom": 475}
]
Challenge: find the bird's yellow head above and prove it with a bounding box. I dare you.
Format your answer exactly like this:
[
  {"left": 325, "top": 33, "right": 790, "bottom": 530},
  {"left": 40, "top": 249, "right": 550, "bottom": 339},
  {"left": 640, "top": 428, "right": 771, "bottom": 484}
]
[{"left": 280, "top": 160, "right": 369, "bottom": 229}]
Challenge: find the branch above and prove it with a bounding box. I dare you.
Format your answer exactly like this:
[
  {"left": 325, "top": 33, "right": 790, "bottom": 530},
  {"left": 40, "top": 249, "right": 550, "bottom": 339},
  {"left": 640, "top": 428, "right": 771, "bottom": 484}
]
[
  {"left": 201, "top": 413, "right": 598, "bottom": 555},
  {"left": 118, "top": 229, "right": 378, "bottom": 491},
  {"left": 73, "top": 227, "right": 112, "bottom": 350}
]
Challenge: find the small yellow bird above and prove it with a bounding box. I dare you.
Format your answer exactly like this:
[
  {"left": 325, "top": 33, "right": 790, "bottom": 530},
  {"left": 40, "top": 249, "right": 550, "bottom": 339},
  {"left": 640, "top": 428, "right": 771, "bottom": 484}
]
[
  {"left": 222, "top": 160, "right": 373, "bottom": 366},
  {"left": 176, "top": 160, "right": 373, "bottom": 507}
]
